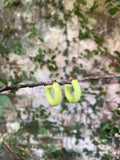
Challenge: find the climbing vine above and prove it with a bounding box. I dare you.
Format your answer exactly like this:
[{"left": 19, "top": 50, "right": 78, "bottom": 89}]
[{"left": 0, "top": 0, "right": 120, "bottom": 159}]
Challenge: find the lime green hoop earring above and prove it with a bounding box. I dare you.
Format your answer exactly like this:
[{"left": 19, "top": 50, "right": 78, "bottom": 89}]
[
  {"left": 45, "top": 82, "right": 62, "bottom": 106},
  {"left": 64, "top": 79, "right": 81, "bottom": 103}
]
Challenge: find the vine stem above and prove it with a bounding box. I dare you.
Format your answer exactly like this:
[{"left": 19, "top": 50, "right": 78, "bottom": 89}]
[
  {"left": 0, "top": 74, "right": 120, "bottom": 93},
  {"left": 0, "top": 133, "right": 21, "bottom": 160}
]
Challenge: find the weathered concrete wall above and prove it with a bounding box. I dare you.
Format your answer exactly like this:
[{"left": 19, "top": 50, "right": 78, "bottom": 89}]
[{"left": 0, "top": 0, "right": 120, "bottom": 159}]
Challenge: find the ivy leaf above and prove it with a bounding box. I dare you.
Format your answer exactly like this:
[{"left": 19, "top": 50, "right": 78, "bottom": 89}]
[
  {"left": 94, "top": 35, "right": 104, "bottom": 46},
  {"left": 22, "top": 71, "right": 27, "bottom": 79},
  {"left": 89, "top": 0, "right": 98, "bottom": 12},
  {"left": 38, "top": 124, "right": 47, "bottom": 135},
  {"left": 114, "top": 50, "right": 120, "bottom": 55},
  {"left": 81, "top": 0, "right": 87, "bottom": 6},
  {"left": 45, "top": 13, "right": 52, "bottom": 19},
  {"left": 50, "top": 21, "right": 57, "bottom": 27},
  {"left": 105, "top": 0, "right": 111, "bottom": 4},
  {"left": 115, "top": 64, "right": 120, "bottom": 72},
  {"left": 47, "top": 60, "right": 58, "bottom": 71},
  {"left": 90, "top": 79, "right": 98, "bottom": 85},
  {"left": 79, "top": 69, "right": 87, "bottom": 75},
  {"left": 73, "top": 66, "right": 80, "bottom": 74},
  {"left": 0, "top": 95, "right": 12, "bottom": 105},
  {"left": 73, "top": 38, "right": 77, "bottom": 43},
  {"left": 4, "top": 1, "right": 9, "bottom": 7},
  {"left": 12, "top": 41, "right": 26, "bottom": 55},
  {"left": 51, "top": 55, "right": 56, "bottom": 60},
  {"left": 28, "top": 27, "right": 38, "bottom": 39},
  {"left": 30, "top": 76, "right": 37, "bottom": 82},
  {"left": 0, "top": 106, "right": 2, "bottom": 120},
  {"left": 0, "top": 78, "right": 8, "bottom": 85},
  {"left": 38, "top": 36, "right": 44, "bottom": 42},
  {"left": 108, "top": 7, "right": 119, "bottom": 15}
]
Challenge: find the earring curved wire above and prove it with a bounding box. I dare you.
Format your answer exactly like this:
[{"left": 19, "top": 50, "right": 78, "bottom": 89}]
[
  {"left": 45, "top": 82, "right": 62, "bottom": 106},
  {"left": 64, "top": 79, "right": 81, "bottom": 103}
]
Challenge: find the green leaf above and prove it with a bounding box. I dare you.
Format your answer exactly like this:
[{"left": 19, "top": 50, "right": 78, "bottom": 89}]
[
  {"left": 101, "top": 122, "right": 110, "bottom": 131},
  {"left": 30, "top": 76, "right": 37, "bottom": 82},
  {"left": 0, "top": 106, "right": 2, "bottom": 120},
  {"left": 115, "top": 109, "right": 120, "bottom": 115},
  {"left": 38, "top": 36, "right": 44, "bottom": 42},
  {"left": 47, "top": 60, "right": 58, "bottom": 71},
  {"left": 79, "top": 69, "right": 87, "bottom": 75},
  {"left": 114, "top": 137, "right": 119, "bottom": 147},
  {"left": 83, "top": 148, "right": 93, "bottom": 155},
  {"left": 50, "top": 21, "right": 57, "bottom": 27},
  {"left": 115, "top": 64, "right": 120, "bottom": 72},
  {"left": 94, "top": 35, "right": 104, "bottom": 46},
  {"left": 84, "top": 49, "right": 93, "bottom": 59},
  {"left": 114, "top": 50, "right": 120, "bottom": 56},
  {"left": 81, "top": 0, "right": 87, "bottom": 6},
  {"left": 0, "top": 78, "right": 8, "bottom": 85},
  {"left": 73, "top": 66, "right": 80, "bottom": 74},
  {"left": 45, "top": 13, "right": 52, "bottom": 19},
  {"left": 38, "top": 48, "right": 42, "bottom": 54},
  {"left": 89, "top": 0, "right": 98, "bottom": 12},
  {"left": 90, "top": 80, "right": 98, "bottom": 85},
  {"left": 72, "top": 57, "right": 76, "bottom": 64},
  {"left": 4, "top": 1, "right": 9, "bottom": 7},
  {"left": 12, "top": 41, "right": 26, "bottom": 55},
  {"left": 38, "top": 124, "right": 47, "bottom": 135},
  {"left": 0, "top": 95, "right": 12, "bottom": 105},
  {"left": 73, "top": 38, "right": 77, "bottom": 43},
  {"left": 106, "top": 3, "right": 113, "bottom": 9},
  {"left": 112, "top": 127, "right": 119, "bottom": 133},
  {"left": 108, "top": 7, "right": 119, "bottom": 15},
  {"left": 51, "top": 55, "right": 56, "bottom": 60},
  {"left": 105, "top": 0, "right": 111, "bottom": 4},
  {"left": 22, "top": 71, "right": 27, "bottom": 79}
]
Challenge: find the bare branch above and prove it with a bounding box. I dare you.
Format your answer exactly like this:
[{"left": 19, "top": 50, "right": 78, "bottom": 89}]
[{"left": 0, "top": 74, "right": 120, "bottom": 93}]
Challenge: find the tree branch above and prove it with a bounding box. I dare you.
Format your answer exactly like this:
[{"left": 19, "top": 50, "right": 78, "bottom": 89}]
[{"left": 0, "top": 74, "right": 120, "bottom": 93}]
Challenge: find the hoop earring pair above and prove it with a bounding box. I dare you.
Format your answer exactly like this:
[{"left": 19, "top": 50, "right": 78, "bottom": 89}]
[{"left": 45, "top": 79, "right": 81, "bottom": 106}]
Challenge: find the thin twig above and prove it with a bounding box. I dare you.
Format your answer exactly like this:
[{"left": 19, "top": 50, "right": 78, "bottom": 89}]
[
  {"left": 0, "top": 74, "right": 120, "bottom": 93},
  {"left": 0, "top": 133, "right": 21, "bottom": 160}
]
